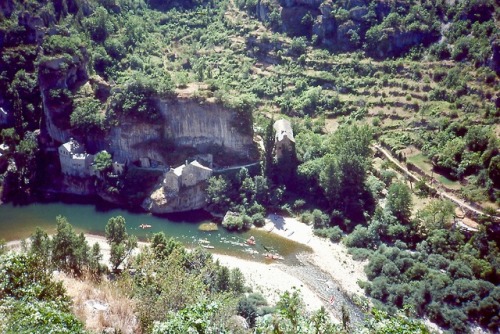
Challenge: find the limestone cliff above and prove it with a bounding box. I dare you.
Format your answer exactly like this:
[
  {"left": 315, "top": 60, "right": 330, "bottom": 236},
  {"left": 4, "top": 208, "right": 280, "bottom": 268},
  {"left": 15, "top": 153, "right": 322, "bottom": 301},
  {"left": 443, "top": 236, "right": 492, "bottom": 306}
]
[
  {"left": 159, "top": 99, "right": 254, "bottom": 155},
  {"left": 96, "top": 98, "right": 254, "bottom": 164},
  {"left": 39, "top": 45, "right": 255, "bottom": 212},
  {"left": 39, "top": 52, "right": 89, "bottom": 143},
  {"left": 254, "top": 0, "right": 439, "bottom": 56}
]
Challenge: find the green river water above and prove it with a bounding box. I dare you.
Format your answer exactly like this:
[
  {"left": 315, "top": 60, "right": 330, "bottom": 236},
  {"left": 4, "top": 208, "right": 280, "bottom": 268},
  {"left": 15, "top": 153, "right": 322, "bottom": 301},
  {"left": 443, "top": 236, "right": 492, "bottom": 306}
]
[{"left": 0, "top": 201, "right": 311, "bottom": 264}]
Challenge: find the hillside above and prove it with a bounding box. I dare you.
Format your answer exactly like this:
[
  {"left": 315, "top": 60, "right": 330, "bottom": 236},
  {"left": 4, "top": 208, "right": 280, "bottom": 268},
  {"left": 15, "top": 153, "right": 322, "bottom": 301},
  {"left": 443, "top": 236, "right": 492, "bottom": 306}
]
[{"left": 0, "top": 0, "right": 499, "bottom": 333}]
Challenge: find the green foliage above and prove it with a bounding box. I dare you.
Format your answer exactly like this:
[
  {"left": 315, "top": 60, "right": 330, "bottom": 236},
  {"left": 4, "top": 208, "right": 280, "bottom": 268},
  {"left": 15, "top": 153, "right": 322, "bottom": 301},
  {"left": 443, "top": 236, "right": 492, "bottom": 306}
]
[
  {"left": 221, "top": 212, "right": 250, "bottom": 231},
  {"left": 290, "top": 37, "right": 307, "bottom": 56},
  {"left": 131, "top": 239, "right": 245, "bottom": 332},
  {"left": 42, "top": 34, "right": 84, "bottom": 59},
  {"left": 105, "top": 216, "right": 137, "bottom": 271},
  {"left": 415, "top": 199, "right": 455, "bottom": 232},
  {"left": 112, "top": 70, "right": 174, "bottom": 121},
  {"left": 70, "top": 97, "right": 106, "bottom": 133},
  {"left": 318, "top": 124, "right": 373, "bottom": 222},
  {"left": 151, "top": 299, "right": 229, "bottom": 334},
  {"left": 364, "top": 308, "right": 430, "bottom": 333},
  {"left": 94, "top": 150, "right": 112, "bottom": 173},
  {"left": 357, "top": 213, "right": 500, "bottom": 333},
  {"left": 313, "top": 226, "right": 343, "bottom": 242},
  {"left": 82, "top": 6, "right": 115, "bottom": 43},
  {"left": 386, "top": 182, "right": 413, "bottom": 222},
  {"left": 237, "top": 293, "right": 269, "bottom": 327},
  {"left": 206, "top": 176, "right": 231, "bottom": 215},
  {"left": 255, "top": 288, "right": 340, "bottom": 333},
  {"left": 52, "top": 216, "right": 90, "bottom": 276},
  {"left": 0, "top": 250, "right": 85, "bottom": 332},
  {"left": 0, "top": 252, "right": 67, "bottom": 302},
  {"left": 2, "top": 299, "right": 85, "bottom": 334}
]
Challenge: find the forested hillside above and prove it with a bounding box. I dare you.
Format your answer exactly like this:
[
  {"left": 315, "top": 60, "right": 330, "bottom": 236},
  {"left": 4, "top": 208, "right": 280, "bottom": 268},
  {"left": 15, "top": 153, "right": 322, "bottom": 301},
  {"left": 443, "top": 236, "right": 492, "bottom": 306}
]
[{"left": 0, "top": 0, "right": 499, "bottom": 333}]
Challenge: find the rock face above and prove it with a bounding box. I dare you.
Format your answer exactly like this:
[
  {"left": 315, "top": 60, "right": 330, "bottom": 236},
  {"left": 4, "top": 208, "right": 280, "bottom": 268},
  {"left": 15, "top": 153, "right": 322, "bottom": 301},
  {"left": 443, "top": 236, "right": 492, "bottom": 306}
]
[
  {"left": 40, "top": 52, "right": 89, "bottom": 143},
  {"left": 254, "top": 0, "right": 440, "bottom": 56},
  {"left": 144, "top": 182, "right": 208, "bottom": 213},
  {"left": 100, "top": 99, "right": 254, "bottom": 164},
  {"left": 144, "top": 160, "right": 213, "bottom": 213},
  {"left": 39, "top": 43, "right": 255, "bottom": 212},
  {"left": 159, "top": 99, "right": 254, "bottom": 155}
]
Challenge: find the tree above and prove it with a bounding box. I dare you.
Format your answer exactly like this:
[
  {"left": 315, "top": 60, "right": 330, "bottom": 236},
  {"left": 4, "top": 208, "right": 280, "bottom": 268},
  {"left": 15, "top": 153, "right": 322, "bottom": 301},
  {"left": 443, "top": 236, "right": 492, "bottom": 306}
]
[
  {"left": 88, "top": 242, "right": 104, "bottom": 280},
  {"left": 105, "top": 215, "right": 127, "bottom": 244},
  {"left": 488, "top": 155, "right": 500, "bottom": 188},
  {"left": 70, "top": 98, "right": 106, "bottom": 133},
  {"left": 206, "top": 176, "right": 231, "bottom": 215},
  {"left": 215, "top": 265, "right": 231, "bottom": 292},
  {"left": 83, "top": 6, "right": 114, "bottom": 42},
  {"left": 52, "top": 216, "right": 88, "bottom": 275},
  {"left": 29, "top": 227, "right": 51, "bottom": 268},
  {"left": 238, "top": 297, "right": 258, "bottom": 327},
  {"left": 386, "top": 182, "right": 413, "bottom": 222},
  {"left": 416, "top": 199, "right": 455, "bottom": 233},
  {"left": 229, "top": 268, "right": 245, "bottom": 293},
  {"left": 263, "top": 118, "right": 275, "bottom": 180},
  {"left": 94, "top": 150, "right": 112, "bottom": 173},
  {"left": 255, "top": 288, "right": 339, "bottom": 333},
  {"left": 105, "top": 216, "right": 137, "bottom": 271},
  {"left": 319, "top": 125, "right": 372, "bottom": 220}
]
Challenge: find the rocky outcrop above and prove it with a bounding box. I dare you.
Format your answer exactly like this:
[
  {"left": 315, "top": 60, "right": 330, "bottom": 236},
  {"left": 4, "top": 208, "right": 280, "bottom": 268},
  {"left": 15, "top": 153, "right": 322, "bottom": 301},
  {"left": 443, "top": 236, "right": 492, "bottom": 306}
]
[
  {"left": 281, "top": 6, "right": 319, "bottom": 37},
  {"left": 159, "top": 99, "right": 254, "bottom": 155},
  {"left": 254, "top": 0, "right": 438, "bottom": 56},
  {"left": 37, "top": 35, "right": 255, "bottom": 213},
  {"left": 256, "top": 0, "right": 273, "bottom": 22},
  {"left": 40, "top": 50, "right": 89, "bottom": 142},
  {"left": 370, "top": 29, "right": 431, "bottom": 58},
  {"left": 97, "top": 98, "right": 254, "bottom": 164},
  {"left": 0, "top": 0, "right": 14, "bottom": 18},
  {"left": 143, "top": 182, "right": 208, "bottom": 213}
]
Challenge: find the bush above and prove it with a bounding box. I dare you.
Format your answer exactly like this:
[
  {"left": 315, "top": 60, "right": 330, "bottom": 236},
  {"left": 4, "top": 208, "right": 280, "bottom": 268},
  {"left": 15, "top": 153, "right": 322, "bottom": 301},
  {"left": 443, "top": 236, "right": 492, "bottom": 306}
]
[
  {"left": 314, "top": 226, "right": 343, "bottom": 242},
  {"left": 70, "top": 97, "right": 106, "bottom": 133},
  {"left": 3, "top": 299, "right": 85, "bottom": 334},
  {"left": 290, "top": 37, "right": 307, "bottom": 56},
  {"left": 348, "top": 247, "right": 373, "bottom": 261},
  {"left": 252, "top": 213, "right": 266, "bottom": 227},
  {"left": 222, "top": 213, "right": 250, "bottom": 231}
]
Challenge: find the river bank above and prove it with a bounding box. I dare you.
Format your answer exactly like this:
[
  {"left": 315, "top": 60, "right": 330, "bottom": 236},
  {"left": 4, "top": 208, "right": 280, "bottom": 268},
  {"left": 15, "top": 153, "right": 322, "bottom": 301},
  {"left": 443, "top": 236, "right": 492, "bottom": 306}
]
[
  {"left": 4, "top": 213, "right": 368, "bottom": 325},
  {"left": 215, "top": 214, "right": 368, "bottom": 324}
]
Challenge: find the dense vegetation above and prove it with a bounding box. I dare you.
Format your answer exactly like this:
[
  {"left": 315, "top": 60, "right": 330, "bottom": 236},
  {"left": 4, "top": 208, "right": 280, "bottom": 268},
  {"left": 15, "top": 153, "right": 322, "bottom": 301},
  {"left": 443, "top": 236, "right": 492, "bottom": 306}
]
[
  {"left": 1, "top": 216, "right": 429, "bottom": 333},
  {"left": 1, "top": 0, "right": 499, "bottom": 332}
]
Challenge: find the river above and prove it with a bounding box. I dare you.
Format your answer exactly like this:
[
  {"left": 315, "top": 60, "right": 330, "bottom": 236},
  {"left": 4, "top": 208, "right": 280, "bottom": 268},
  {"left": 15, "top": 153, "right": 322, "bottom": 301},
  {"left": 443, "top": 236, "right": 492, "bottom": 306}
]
[{"left": 0, "top": 200, "right": 310, "bottom": 263}]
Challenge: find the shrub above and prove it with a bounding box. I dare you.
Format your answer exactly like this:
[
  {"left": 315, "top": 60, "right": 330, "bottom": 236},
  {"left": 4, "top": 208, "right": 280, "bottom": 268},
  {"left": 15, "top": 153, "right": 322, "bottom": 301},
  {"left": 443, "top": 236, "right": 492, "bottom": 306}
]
[
  {"left": 348, "top": 247, "right": 373, "bottom": 261},
  {"left": 252, "top": 212, "right": 266, "bottom": 227},
  {"left": 290, "top": 37, "right": 307, "bottom": 56},
  {"left": 314, "top": 226, "right": 343, "bottom": 242}
]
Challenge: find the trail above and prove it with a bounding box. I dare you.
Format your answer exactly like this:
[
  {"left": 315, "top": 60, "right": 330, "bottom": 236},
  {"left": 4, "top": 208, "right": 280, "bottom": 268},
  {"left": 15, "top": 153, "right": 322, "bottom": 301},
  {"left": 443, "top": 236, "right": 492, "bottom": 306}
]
[{"left": 373, "top": 144, "right": 499, "bottom": 225}]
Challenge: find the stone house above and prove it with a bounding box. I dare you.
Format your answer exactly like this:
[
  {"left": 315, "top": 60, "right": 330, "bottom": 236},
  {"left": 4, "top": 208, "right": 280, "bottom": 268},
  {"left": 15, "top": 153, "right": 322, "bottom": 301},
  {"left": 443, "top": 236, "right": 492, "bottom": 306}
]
[
  {"left": 58, "top": 138, "right": 94, "bottom": 177},
  {"left": 163, "top": 160, "right": 213, "bottom": 194},
  {"left": 273, "top": 119, "right": 295, "bottom": 159}
]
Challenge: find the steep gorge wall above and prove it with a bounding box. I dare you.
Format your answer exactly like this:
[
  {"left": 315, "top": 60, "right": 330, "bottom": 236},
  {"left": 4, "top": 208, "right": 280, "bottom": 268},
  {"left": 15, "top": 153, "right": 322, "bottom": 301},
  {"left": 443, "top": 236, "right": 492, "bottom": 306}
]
[
  {"left": 159, "top": 99, "right": 254, "bottom": 155},
  {"left": 101, "top": 99, "right": 254, "bottom": 164}
]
